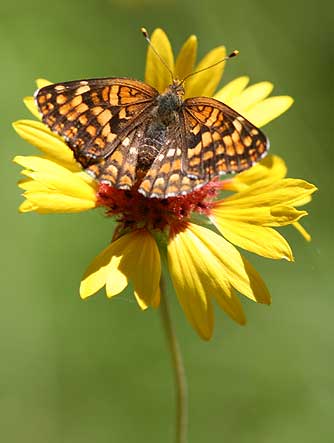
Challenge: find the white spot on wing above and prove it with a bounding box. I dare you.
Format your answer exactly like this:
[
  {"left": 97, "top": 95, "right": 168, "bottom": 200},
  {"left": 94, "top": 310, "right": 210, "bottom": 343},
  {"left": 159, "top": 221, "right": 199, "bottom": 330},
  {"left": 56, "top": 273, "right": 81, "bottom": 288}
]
[
  {"left": 75, "top": 85, "right": 91, "bottom": 95},
  {"left": 233, "top": 118, "right": 243, "bottom": 132},
  {"left": 167, "top": 148, "right": 176, "bottom": 157},
  {"left": 122, "top": 137, "right": 130, "bottom": 147}
]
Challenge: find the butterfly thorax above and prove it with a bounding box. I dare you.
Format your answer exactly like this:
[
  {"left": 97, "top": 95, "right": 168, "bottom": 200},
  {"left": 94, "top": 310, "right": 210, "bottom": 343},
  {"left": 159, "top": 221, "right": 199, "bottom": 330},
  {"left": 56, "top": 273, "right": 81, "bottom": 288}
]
[
  {"left": 135, "top": 84, "right": 185, "bottom": 177},
  {"left": 155, "top": 83, "right": 184, "bottom": 124}
]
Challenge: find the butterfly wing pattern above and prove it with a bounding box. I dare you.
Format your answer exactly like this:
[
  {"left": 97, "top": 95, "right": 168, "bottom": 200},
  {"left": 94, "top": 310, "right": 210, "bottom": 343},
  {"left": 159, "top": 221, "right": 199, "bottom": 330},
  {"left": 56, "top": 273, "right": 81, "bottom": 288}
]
[
  {"left": 35, "top": 78, "right": 269, "bottom": 198},
  {"left": 183, "top": 97, "right": 269, "bottom": 177},
  {"left": 35, "top": 78, "right": 158, "bottom": 189}
]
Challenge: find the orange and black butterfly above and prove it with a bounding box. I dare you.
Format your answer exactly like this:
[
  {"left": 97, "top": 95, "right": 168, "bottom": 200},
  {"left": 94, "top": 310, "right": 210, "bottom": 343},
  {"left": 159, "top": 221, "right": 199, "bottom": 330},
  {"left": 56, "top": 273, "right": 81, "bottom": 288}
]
[{"left": 35, "top": 38, "right": 269, "bottom": 198}]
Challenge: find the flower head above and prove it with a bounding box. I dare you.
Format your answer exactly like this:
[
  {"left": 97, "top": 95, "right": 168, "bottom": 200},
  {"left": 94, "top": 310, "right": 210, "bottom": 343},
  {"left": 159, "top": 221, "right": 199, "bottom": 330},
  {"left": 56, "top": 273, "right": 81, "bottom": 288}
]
[{"left": 13, "top": 29, "right": 317, "bottom": 339}]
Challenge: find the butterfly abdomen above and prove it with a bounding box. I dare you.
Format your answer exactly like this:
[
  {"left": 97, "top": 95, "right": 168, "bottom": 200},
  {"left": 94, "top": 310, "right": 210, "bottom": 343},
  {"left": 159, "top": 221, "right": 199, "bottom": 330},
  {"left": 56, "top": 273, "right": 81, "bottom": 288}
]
[
  {"left": 136, "top": 117, "right": 169, "bottom": 175},
  {"left": 134, "top": 91, "right": 181, "bottom": 175}
]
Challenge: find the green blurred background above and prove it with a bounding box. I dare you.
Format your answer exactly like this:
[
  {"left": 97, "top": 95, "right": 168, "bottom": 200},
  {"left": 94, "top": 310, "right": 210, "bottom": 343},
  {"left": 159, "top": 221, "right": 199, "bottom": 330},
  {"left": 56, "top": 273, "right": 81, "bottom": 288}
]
[{"left": 1, "top": 0, "right": 332, "bottom": 442}]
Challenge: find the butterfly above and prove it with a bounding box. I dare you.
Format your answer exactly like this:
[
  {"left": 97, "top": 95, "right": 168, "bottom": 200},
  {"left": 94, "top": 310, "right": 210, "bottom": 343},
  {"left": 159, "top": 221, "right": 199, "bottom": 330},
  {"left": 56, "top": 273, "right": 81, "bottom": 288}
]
[{"left": 35, "top": 76, "right": 269, "bottom": 198}]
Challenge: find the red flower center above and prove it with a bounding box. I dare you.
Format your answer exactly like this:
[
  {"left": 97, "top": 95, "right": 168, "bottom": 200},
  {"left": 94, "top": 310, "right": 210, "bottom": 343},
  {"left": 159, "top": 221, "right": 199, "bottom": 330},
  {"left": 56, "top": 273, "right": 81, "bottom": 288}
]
[{"left": 97, "top": 181, "right": 220, "bottom": 231}]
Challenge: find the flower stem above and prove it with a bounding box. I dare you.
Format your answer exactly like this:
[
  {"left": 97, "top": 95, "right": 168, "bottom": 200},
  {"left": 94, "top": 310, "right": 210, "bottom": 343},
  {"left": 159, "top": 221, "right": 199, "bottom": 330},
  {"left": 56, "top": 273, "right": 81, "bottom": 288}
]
[{"left": 160, "top": 279, "right": 188, "bottom": 443}]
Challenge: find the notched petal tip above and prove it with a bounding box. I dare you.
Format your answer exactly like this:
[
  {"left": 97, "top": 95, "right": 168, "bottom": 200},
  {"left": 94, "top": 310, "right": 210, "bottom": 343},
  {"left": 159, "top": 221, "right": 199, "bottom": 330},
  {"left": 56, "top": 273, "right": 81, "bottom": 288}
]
[
  {"left": 18, "top": 199, "right": 38, "bottom": 213},
  {"left": 80, "top": 243, "right": 126, "bottom": 300},
  {"left": 12, "top": 155, "right": 26, "bottom": 166}
]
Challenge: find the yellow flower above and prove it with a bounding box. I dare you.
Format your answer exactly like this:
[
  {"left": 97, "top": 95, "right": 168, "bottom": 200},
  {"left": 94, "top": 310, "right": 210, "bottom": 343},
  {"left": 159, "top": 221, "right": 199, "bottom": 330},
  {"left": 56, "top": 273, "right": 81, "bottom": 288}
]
[{"left": 13, "top": 29, "right": 317, "bottom": 339}]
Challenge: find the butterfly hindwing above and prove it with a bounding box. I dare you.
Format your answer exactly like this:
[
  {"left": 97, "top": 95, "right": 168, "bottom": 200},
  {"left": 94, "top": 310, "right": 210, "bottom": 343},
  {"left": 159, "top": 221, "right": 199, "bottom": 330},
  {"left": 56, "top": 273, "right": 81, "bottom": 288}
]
[
  {"left": 183, "top": 97, "right": 269, "bottom": 177},
  {"left": 138, "top": 112, "right": 205, "bottom": 198},
  {"left": 35, "top": 78, "right": 158, "bottom": 167},
  {"left": 86, "top": 126, "right": 142, "bottom": 191}
]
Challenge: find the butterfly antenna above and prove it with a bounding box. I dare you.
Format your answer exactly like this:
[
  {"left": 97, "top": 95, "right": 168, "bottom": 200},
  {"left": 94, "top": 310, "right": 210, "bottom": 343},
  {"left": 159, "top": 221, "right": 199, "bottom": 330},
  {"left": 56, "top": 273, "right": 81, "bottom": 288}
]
[
  {"left": 141, "top": 27, "right": 174, "bottom": 83},
  {"left": 180, "top": 50, "right": 239, "bottom": 85}
]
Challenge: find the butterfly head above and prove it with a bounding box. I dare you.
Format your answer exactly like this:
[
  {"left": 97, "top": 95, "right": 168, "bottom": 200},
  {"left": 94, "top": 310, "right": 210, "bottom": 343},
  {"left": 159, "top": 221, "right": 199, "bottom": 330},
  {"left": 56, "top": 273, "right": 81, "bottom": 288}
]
[{"left": 169, "top": 79, "right": 185, "bottom": 97}]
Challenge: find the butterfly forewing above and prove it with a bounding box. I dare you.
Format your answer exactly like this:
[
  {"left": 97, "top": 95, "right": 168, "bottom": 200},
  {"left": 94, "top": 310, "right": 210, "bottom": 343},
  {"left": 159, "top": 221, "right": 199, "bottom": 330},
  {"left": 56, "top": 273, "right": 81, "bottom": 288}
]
[
  {"left": 35, "top": 78, "right": 158, "bottom": 167},
  {"left": 183, "top": 97, "right": 269, "bottom": 178}
]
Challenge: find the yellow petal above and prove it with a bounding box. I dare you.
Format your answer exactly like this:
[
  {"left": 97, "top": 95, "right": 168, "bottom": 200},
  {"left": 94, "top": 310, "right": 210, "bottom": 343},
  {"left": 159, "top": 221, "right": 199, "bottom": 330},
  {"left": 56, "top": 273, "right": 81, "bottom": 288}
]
[
  {"left": 75, "top": 171, "right": 98, "bottom": 187},
  {"left": 23, "top": 170, "right": 96, "bottom": 201},
  {"left": 187, "top": 223, "right": 271, "bottom": 304},
  {"left": 181, "top": 231, "right": 247, "bottom": 325},
  {"left": 144, "top": 28, "right": 174, "bottom": 93},
  {"left": 13, "top": 120, "right": 79, "bottom": 169},
  {"left": 23, "top": 96, "right": 41, "bottom": 120},
  {"left": 214, "top": 76, "right": 250, "bottom": 103},
  {"left": 22, "top": 192, "right": 96, "bottom": 213},
  {"left": 223, "top": 155, "right": 287, "bottom": 192},
  {"left": 181, "top": 229, "right": 246, "bottom": 325},
  {"left": 293, "top": 222, "right": 311, "bottom": 242},
  {"left": 18, "top": 177, "right": 49, "bottom": 192},
  {"left": 211, "top": 217, "right": 294, "bottom": 261},
  {"left": 14, "top": 156, "right": 96, "bottom": 201},
  {"left": 167, "top": 228, "right": 214, "bottom": 339},
  {"left": 36, "top": 78, "right": 52, "bottom": 88},
  {"left": 41, "top": 154, "right": 83, "bottom": 173},
  {"left": 105, "top": 261, "right": 131, "bottom": 299},
  {"left": 269, "top": 206, "right": 307, "bottom": 226},
  {"left": 19, "top": 200, "right": 38, "bottom": 212},
  {"left": 80, "top": 242, "right": 126, "bottom": 299},
  {"left": 293, "top": 194, "right": 313, "bottom": 207},
  {"left": 14, "top": 155, "right": 62, "bottom": 175},
  {"left": 243, "top": 96, "right": 294, "bottom": 127},
  {"left": 133, "top": 293, "right": 149, "bottom": 310},
  {"left": 228, "top": 81, "right": 274, "bottom": 113},
  {"left": 212, "top": 203, "right": 307, "bottom": 227},
  {"left": 174, "top": 35, "right": 197, "bottom": 81},
  {"left": 185, "top": 46, "right": 226, "bottom": 98},
  {"left": 214, "top": 287, "right": 246, "bottom": 326},
  {"left": 115, "top": 230, "right": 161, "bottom": 309},
  {"left": 151, "top": 286, "right": 161, "bottom": 308},
  {"left": 222, "top": 178, "right": 317, "bottom": 208}
]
